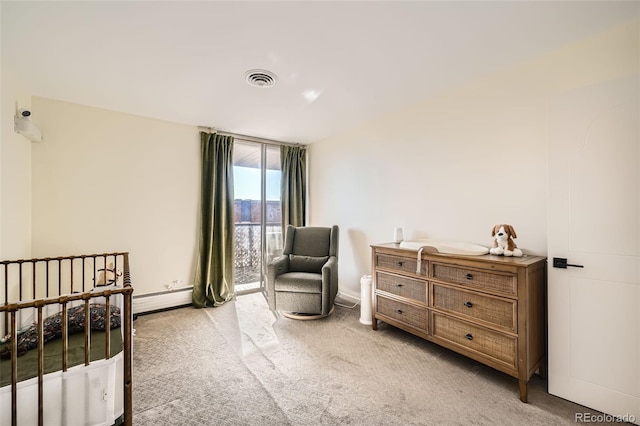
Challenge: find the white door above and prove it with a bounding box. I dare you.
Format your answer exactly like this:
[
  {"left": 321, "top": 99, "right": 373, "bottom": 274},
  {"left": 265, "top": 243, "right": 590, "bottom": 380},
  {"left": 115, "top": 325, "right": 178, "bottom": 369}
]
[{"left": 548, "top": 76, "right": 639, "bottom": 422}]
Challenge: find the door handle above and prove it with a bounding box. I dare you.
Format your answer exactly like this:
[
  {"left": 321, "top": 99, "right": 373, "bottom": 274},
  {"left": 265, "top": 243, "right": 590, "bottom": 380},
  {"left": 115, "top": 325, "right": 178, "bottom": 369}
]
[{"left": 553, "top": 257, "right": 584, "bottom": 269}]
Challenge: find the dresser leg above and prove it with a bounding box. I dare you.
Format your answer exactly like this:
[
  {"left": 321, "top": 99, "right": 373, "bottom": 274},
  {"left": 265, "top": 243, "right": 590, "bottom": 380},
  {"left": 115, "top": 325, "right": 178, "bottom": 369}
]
[
  {"left": 519, "top": 380, "right": 528, "bottom": 403},
  {"left": 372, "top": 318, "right": 378, "bottom": 330},
  {"left": 538, "top": 360, "right": 548, "bottom": 379}
]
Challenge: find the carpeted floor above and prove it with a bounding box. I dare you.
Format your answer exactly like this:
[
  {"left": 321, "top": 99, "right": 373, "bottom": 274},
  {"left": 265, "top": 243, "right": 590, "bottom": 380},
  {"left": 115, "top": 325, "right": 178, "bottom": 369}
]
[{"left": 132, "top": 293, "right": 608, "bottom": 425}]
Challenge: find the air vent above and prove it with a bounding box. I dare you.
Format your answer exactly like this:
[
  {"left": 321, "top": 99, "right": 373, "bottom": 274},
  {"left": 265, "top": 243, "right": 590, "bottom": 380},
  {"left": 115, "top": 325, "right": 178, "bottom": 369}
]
[{"left": 244, "top": 69, "right": 278, "bottom": 88}]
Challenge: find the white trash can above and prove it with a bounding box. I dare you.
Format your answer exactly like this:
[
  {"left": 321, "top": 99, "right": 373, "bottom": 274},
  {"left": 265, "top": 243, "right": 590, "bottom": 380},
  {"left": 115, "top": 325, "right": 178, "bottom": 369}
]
[{"left": 359, "top": 275, "right": 373, "bottom": 325}]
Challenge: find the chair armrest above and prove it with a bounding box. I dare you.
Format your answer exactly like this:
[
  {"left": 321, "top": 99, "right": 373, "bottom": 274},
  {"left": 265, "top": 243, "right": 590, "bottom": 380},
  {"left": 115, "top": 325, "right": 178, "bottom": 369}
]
[
  {"left": 321, "top": 256, "right": 339, "bottom": 315},
  {"left": 268, "top": 255, "right": 289, "bottom": 277},
  {"left": 266, "top": 255, "right": 289, "bottom": 310},
  {"left": 321, "top": 256, "right": 337, "bottom": 277}
]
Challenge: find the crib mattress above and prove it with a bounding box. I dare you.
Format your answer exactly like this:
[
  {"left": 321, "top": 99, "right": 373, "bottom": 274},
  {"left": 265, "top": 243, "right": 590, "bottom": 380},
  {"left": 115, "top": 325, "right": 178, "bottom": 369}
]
[{"left": 0, "top": 328, "right": 122, "bottom": 387}]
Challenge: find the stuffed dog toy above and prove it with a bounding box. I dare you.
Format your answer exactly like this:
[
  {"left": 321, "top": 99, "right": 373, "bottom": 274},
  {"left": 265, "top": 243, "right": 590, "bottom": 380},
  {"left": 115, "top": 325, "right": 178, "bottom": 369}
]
[
  {"left": 489, "top": 224, "right": 523, "bottom": 257},
  {"left": 95, "top": 262, "right": 123, "bottom": 286}
]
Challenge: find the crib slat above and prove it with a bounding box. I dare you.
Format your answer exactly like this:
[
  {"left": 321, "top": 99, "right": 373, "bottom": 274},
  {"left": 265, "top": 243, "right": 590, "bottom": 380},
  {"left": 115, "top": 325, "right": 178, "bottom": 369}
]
[
  {"left": 62, "top": 299, "right": 69, "bottom": 371},
  {"left": 36, "top": 303, "right": 44, "bottom": 426},
  {"left": 92, "top": 257, "right": 96, "bottom": 290},
  {"left": 10, "top": 309, "right": 18, "bottom": 426},
  {"left": 3, "top": 266, "right": 8, "bottom": 337},
  {"left": 84, "top": 297, "right": 91, "bottom": 366},
  {"left": 32, "top": 262, "right": 36, "bottom": 300},
  {"left": 58, "top": 259, "right": 62, "bottom": 298},
  {"left": 18, "top": 265, "right": 22, "bottom": 301},
  {"left": 123, "top": 266, "right": 133, "bottom": 426},
  {"left": 105, "top": 293, "right": 111, "bottom": 359},
  {"left": 46, "top": 261, "right": 50, "bottom": 298},
  {"left": 70, "top": 259, "right": 74, "bottom": 294}
]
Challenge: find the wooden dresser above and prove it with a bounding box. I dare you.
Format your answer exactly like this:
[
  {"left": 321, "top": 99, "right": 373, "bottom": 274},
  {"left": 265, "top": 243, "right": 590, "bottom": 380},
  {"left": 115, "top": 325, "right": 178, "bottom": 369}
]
[{"left": 371, "top": 243, "right": 546, "bottom": 402}]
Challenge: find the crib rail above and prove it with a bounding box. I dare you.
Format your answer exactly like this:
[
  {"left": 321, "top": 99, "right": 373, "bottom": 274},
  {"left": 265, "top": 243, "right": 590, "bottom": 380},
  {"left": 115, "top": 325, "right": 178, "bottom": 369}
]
[
  {"left": 0, "top": 252, "right": 133, "bottom": 426},
  {"left": 1, "top": 252, "right": 128, "bottom": 314}
]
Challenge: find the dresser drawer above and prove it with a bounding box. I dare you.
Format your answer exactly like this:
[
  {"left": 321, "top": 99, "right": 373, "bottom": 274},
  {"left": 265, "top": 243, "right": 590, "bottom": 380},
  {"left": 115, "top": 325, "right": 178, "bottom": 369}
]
[
  {"left": 375, "top": 272, "right": 427, "bottom": 304},
  {"left": 432, "top": 284, "right": 516, "bottom": 332},
  {"left": 432, "top": 263, "right": 516, "bottom": 296},
  {"left": 432, "top": 313, "right": 516, "bottom": 369},
  {"left": 376, "top": 295, "right": 428, "bottom": 331},
  {"left": 375, "top": 253, "right": 427, "bottom": 275}
]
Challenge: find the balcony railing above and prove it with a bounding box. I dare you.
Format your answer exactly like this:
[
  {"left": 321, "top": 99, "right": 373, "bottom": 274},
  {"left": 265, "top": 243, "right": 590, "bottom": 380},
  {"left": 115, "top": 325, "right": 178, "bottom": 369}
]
[{"left": 234, "top": 223, "right": 282, "bottom": 286}]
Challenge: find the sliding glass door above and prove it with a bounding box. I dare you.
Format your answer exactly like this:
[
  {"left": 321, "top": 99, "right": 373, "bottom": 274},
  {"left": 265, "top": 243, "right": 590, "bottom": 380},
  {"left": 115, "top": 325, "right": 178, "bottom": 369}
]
[{"left": 233, "top": 142, "right": 282, "bottom": 293}]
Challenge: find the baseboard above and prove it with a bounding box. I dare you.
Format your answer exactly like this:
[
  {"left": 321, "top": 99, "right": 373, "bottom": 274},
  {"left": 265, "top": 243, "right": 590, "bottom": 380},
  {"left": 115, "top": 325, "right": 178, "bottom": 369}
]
[
  {"left": 133, "top": 286, "right": 193, "bottom": 314},
  {"left": 132, "top": 286, "right": 360, "bottom": 315},
  {"left": 336, "top": 288, "right": 360, "bottom": 304}
]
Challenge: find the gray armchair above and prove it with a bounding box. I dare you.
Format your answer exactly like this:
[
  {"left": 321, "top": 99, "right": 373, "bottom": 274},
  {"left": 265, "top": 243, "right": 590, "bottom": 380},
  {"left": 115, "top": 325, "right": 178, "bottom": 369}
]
[{"left": 267, "top": 225, "right": 339, "bottom": 319}]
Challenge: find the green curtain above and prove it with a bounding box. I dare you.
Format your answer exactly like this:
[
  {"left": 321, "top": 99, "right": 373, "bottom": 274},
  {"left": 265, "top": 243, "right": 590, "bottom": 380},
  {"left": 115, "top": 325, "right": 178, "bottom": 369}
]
[
  {"left": 193, "top": 132, "right": 235, "bottom": 308},
  {"left": 280, "top": 145, "right": 307, "bottom": 228}
]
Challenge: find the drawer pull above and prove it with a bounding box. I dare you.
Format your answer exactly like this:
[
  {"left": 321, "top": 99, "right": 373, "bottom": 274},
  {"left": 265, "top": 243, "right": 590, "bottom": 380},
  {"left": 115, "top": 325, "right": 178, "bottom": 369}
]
[
  {"left": 464, "top": 273, "right": 473, "bottom": 280},
  {"left": 396, "top": 309, "right": 404, "bottom": 314},
  {"left": 397, "top": 284, "right": 404, "bottom": 287},
  {"left": 397, "top": 261, "right": 404, "bottom": 267},
  {"left": 465, "top": 333, "right": 474, "bottom": 341},
  {"left": 464, "top": 301, "right": 473, "bottom": 308}
]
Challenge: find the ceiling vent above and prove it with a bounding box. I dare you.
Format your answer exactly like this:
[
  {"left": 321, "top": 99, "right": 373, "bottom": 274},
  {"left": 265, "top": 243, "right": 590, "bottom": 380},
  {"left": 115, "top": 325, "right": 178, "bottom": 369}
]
[{"left": 244, "top": 69, "right": 278, "bottom": 88}]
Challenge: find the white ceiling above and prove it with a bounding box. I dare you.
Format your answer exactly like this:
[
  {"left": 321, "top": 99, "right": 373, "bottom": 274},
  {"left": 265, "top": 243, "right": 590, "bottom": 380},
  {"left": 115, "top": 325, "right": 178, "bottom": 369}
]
[{"left": 2, "top": 1, "right": 637, "bottom": 144}]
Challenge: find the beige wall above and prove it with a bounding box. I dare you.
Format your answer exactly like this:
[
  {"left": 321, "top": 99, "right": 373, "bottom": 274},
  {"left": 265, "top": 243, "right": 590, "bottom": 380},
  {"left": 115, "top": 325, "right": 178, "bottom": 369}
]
[
  {"left": 31, "top": 98, "right": 200, "bottom": 295},
  {"left": 309, "top": 20, "right": 639, "bottom": 298},
  {"left": 1, "top": 61, "right": 33, "bottom": 261},
  {"left": 6, "top": 18, "right": 638, "bottom": 301}
]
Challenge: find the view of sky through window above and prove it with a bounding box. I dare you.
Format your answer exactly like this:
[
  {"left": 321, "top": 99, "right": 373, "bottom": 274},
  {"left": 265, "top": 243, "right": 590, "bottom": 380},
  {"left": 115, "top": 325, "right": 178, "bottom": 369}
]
[{"left": 234, "top": 166, "right": 281, "bottom": 201}]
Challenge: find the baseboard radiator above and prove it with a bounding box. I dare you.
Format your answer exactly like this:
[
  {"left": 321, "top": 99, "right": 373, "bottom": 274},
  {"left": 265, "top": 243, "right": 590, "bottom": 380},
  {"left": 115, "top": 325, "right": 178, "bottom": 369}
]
[
  {"left": 133, "top": 286, "right": 193, "bottom": 314},
  {"left": 133, "top": 286, "right": 361, "bottom": 315}
]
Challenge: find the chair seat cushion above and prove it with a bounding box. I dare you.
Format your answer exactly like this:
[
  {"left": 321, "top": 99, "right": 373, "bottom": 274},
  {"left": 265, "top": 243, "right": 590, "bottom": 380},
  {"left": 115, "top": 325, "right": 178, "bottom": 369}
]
[{"left": 275, "top": 272, "right": 322, "bottom": 293}]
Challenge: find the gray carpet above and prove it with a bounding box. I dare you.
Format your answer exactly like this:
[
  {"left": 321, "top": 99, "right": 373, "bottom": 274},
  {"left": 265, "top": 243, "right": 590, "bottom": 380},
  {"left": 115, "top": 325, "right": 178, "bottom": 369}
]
[{"left": 132, "top": 293, "right": 607, "bottom": 425}]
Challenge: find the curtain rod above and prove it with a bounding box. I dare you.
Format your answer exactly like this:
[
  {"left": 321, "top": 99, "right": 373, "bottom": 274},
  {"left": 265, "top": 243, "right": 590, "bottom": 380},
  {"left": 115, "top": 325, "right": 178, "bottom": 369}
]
[{"left": 197, "top": 126, "right": 302, "bottom": 148}]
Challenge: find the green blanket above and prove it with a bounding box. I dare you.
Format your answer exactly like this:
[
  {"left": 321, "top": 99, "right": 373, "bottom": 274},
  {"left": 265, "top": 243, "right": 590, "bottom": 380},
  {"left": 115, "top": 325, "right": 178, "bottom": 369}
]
[{"left": 0, "top": 328, "right": 122, "bottom": 387}]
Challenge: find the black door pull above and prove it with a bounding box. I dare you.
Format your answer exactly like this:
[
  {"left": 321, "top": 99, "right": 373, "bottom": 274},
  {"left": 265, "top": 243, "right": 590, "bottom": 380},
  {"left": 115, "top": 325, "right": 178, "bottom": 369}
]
[{"left": 553, "top": 257, "right": 584, "bottom": 269}]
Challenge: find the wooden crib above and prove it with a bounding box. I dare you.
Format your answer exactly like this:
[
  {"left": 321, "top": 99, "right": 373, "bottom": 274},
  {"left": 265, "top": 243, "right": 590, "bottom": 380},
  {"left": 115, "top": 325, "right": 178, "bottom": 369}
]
[{"left": 0, "top": 252, "right": 133, "bottom": 426}]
